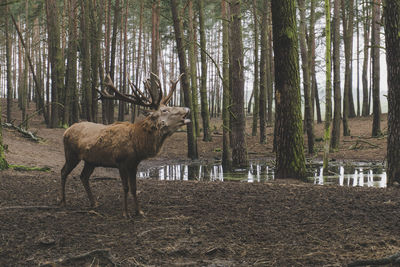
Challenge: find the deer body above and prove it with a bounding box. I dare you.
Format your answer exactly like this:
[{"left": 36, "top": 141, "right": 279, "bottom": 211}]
[
  {"left": 60, "top": 73, "right": 188, "bottom": 217},
  {"left": 64, "top": 121, "right": 160, "bottom": 168}
]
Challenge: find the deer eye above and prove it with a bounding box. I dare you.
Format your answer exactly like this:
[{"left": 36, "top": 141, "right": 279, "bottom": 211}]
[{"left": 162, "top": 109, "right": 169, "bottom": 113}]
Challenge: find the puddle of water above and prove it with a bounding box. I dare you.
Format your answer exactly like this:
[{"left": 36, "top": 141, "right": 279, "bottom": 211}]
[
  {"left": 139, "top": 161, "right": 274, "bottom": 182},
  {"left": 312, "top": 165, "right": 386, "bottom": 188},
  {"left": 139, "top": 161, "right": 386, "bottom": 188}
]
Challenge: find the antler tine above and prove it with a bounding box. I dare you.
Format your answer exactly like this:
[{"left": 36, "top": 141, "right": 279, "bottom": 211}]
[
  {"left": 128, "top": 77, "right": 151, "bottom": 105},
  {"left": 161, "top": 73, "right": 184, "bottom": 105},
  {"left": 100, "top": 74, "right": 154, "bottom": 108},
  {"left": 150, "top": 72, "right": 163, "bottom": 106},
  {"left": 143, "top": 79, "right": 158, "bottom": 107}
]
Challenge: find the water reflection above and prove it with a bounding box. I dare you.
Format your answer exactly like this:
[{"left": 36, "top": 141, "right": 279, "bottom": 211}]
[
  {"left": 314, "top": 165, "right": 386, "bottom": 188},
  {"left": 139, "top": 161, "right": 274, "bottom": 182},
  {"left": 138, "top": 161, "right": 386, "bottom": 188}
]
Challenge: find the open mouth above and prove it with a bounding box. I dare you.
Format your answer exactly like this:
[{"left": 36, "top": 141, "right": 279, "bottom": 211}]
[{"left": 183, "top": 110, "right": 191, "bottom": 124}]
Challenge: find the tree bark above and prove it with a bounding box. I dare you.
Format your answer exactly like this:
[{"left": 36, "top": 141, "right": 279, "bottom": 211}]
[
  {"left": 251, "top": 0, "right": 259, "bottom": 137},
  {"left": 371, "top": 0, "right": 381, "bottom": 137},
  {"left": 46, "top": 0, "right": 64, "bottom": 128},
  {"left": 259, "top": 0, "right": 268, "bottom": 144},
  {"left": 308, "top": 0, "right": 316, "bottom": 125},
  {"left": 170, "top": 0, "right": 198, "bottom": 160},
  {"left": 80, "top": 0, "right": 92, "bottom": 122},
  {"left": 361, "top": 1, "right": 371, "bottom": 116},
  {"left": 188, "top": 0, "right": 200, "bottom": 137},
  {"left": 108, "top": 0, "right": 120, "bottom": 124},
  {"left": 298, "top": 0, "right": 314, "bottom": 154},
  {"left": 323, "top": 0, "right": 332, "bottom": 172},
  {"left": 65, "top": 0, "right": 78, "bottom": 125},
  {"left": 221, "top": 0, "right": 232, "bottom": 170},
  {"left": 150, "top": 0, "right": 160, "bottom": 104},
  {"left": 198, "top": 0, "right": 212, "bottom": 141},
  {"left": 385, "top": 0, "right": 400, "bottom": 185},
  {"left": 90, "top": 0, "right": 102, "bottom": 122},
  {"left": 331, "top": 0, "right": 341, "bottom": 150},
  {"left": 271, "top": 0, "right": 306, "bottom": 179},
  {"left": 229, "top": 0, "right": 248, "bottom": 168},
  {"left": 5, "top": 1, "right": 13, "bottom": 123},
  {"left": 341, "top": 0, "right": 353, "bottom": 136}
]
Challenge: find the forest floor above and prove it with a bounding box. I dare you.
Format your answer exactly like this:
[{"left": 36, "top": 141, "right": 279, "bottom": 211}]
[{"left": 1, "top": 101, "right": 400, "bottom": 266}]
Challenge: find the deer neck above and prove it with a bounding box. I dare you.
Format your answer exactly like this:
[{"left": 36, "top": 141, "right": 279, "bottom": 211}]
[{"left": 134, "top": 118, "right": 166, "bottom": 159}]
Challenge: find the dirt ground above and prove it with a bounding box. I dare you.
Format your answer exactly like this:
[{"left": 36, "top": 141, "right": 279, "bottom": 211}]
[{"left": 1, "top": 101, "right": 399, "bottom": 266}]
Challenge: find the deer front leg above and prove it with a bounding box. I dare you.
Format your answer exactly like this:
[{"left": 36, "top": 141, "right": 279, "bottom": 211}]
[
  {"left": 129, "top": 165, "right": 144, "bottom": 217},
  {"left": 118, "top": 167, "right": 130, "bottom": 218}
]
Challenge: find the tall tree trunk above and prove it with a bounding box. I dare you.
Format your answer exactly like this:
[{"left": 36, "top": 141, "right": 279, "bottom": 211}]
[
  {"left": 118, "top": 0, "right": 128, "bottom": 121},
  {"left": 136, "top": 0, "right": 144, "bottom": 86},
  {"left": 21, "top": 0, "right": 28, "bottom": 128},
  {"left": 308, "top": 0, "right": 317, "bottom": 124},
  {"left": 151, "top": 0, "right": 161, "bottom": 104},
  {"left": 65, "top": 0, "right": 78, "bottom": 125},
  {"left": 12, "top": 14, "right": 48, "bottom": 125},
  {"left": 385, "top": 0, "right": 400, "bottom": 185},
  {"left": 331, "top": 0, "right": 341, "bottom": 150},
  {"left": 356, "top": 0, "right": 360, "bottom": 117},
  {"left": 46, "top": 0, "right": 64, "bottom": 128},
  {"left": 198, "top": 0, "right": 212, "bottom": 141},
  {"left": 323, "top": 0, "right": 332, "bottom": 172},
  {"left": 371, "top": 0, "right": 381, "bottom": 137},
  {"left": 108, "top": 0, "right": 120, "bottom": 124},
  {"left": 342, "top": 0, "right": 353, "bottom": 136},
  {"left": 271, "top": 0, "right": 306, "bottom": 179},
  {"left": 221, "top": 0, "right": 232, "bottom": 170},
  {"left": 5, "top": 1, "right": 13, "bottom": 123},
  {"left": 187, "top": 0, "right": 200, "bottom": 137},
  {"left": 90, "top": 0, "right": 102, "bottom": 122},
  {"left": 361, "top": 1, "right": 371, "bottom": 116},
  {"left": 251, "top": 0, "right": 259, "bottom": 137},
  {"left": 266, "top": 4, "right": 274, "bottom": 125},
  {"left": 345, "top": 0, "right": 356, "bottom": 118},
  {"left": 259, "top": 0, "right": 268, "bottom": 144},
  {"left": 298, "top": 0, "right": 314, "bottom": 154},
  {"left": 80, "top": 0, "right": 92, "bottom": 122},
  {"left": 171, "top": 0, "right": 198, "bottom": 160},
  {"left": 229, "top": 0, "right": 248, "bottom": 168}
]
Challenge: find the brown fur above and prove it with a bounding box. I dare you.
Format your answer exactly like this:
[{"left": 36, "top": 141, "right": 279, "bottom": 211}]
[{"left": 60, "top": 105, "right": 190, "bottom": 217}]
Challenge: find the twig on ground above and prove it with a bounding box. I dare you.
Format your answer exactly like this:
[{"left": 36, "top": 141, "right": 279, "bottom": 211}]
[
  {"left": 347, "top": 252, "right": 400, "bottom": 266},
  {"left": 39, "top": 249, "right": 120, "bottom": 267},
  {"left": 348, "top": 139, "right": 380, "bottom": 150},
  {"left": 3, "top": 122, "right": 41, "bottom": 142},
  {"left": 0, "top": 205, "right": 60, "bottom": 211}
]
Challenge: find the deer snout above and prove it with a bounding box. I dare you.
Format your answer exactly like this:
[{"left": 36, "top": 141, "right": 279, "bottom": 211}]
[{"left": 183, "top": 108, "right": 191, "bottom": 124}]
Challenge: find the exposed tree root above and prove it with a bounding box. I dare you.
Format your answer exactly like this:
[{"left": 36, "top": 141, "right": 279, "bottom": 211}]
[
  {"left": 39, "top": 249, "right": 120, "bottom": 267},
  {"left": 348, "top": 252, "right": 400, "bottom": 266}
]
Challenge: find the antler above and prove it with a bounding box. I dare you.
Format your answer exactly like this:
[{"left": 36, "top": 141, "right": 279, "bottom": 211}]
[
  {"left": 98, "top": 73, "right": 184, "bottom": 110},
  {"left": 161, "top": 73, "right": 184, "bottom": 105}
]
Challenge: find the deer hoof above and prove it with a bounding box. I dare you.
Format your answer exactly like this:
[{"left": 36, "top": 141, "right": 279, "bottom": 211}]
[
  {"left": 136, "top": 210, "right": 145, "bottom": 217},
  {"left": 58, "top": 198, "right": 66, "bottom": 207}
]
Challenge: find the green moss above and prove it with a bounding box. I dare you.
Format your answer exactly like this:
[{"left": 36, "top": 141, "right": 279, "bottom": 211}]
[
  {"left": 9, "top": 164, "right": 51, "bottom": 172},
  {"left": 0, "top": 158, "right": 9, "bottom": 170}
]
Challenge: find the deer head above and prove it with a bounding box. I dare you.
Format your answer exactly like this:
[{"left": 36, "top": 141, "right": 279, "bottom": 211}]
[{"left": 98, "top": 73, "right": 190, "bottom": 136}]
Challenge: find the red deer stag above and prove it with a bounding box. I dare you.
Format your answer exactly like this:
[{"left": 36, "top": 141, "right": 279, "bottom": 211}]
[{"left": 60, "top": 73, "right": 189, "bottom": 217}]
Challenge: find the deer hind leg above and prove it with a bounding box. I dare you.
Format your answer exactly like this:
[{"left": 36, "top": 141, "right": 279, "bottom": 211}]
[
  {"left": 118, "top": 167, "right": 130, "bottom": 218},
  {"left": 80, "top": 162, "right": 97, "bottom": 208},
  {"left": 128, "top": 166, "right": 144, "bottom": 217},
  {"left": 60, "top": 157, "right": 80, "bottom": 206}
]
